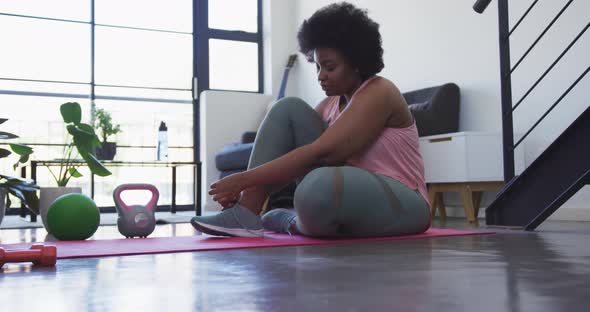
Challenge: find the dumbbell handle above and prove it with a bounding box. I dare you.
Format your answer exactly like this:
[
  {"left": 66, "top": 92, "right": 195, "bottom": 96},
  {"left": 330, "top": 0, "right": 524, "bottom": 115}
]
[
  {"left": 4, "top": 249, "right": 41, "bottom": 261},
  {"left": 0, "top": 245, "right": 57, "bottom": 267},
  {"left": 113, "top": 183, "right": 159, "bottom": 213}
]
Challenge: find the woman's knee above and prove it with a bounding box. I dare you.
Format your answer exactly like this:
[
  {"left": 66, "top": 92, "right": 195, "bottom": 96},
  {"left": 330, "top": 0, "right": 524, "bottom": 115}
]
[
  {"left": 292, "top": 167, "right": 341, "bottom": 235},
  {"left": 295, "top": 167, "right": 335, "bottom": 209},
  {"left": 267, "top": 97, "right": 313, "bottom": 119}
]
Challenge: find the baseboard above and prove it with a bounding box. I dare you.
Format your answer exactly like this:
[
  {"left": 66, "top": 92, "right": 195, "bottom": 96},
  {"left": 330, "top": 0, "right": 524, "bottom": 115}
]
[{"left": 442, "top": 205, "right": 590, "bottom": 222}]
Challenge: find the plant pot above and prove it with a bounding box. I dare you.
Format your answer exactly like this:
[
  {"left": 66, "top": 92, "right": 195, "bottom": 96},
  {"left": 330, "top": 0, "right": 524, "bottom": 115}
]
[
  {"left": 95, "top": 142, "right": 116, "bottom": 160},
  {"left": 39, "top": 187, "right": 82, "bottom": 232},
  {"left": 0, "top": 188, "right": 6, "bottom": 227}
]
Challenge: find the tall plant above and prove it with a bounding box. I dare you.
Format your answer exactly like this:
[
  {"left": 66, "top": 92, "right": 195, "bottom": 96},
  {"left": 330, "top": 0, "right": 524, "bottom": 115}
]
[
  {"left": 49, "top": 102, "right": 112, "bottom": 186},
  {"left": 0, "top": 118, "right": 39, "bottom": 213}
]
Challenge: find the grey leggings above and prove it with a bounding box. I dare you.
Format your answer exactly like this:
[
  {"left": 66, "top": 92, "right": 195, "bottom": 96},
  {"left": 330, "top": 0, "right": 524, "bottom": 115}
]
[{"left": 248, "top": 97, "right": 431, "bottom": 238}]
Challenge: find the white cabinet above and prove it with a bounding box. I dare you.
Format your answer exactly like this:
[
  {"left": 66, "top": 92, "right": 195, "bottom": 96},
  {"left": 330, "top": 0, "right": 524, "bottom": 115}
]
[{"left": 419, "top": 131, "right": 525, "bottom": 183}]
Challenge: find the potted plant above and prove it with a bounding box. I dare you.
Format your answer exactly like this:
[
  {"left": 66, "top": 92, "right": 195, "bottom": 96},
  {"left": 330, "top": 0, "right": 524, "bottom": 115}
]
[
  {"left": 0, "top": 118, "right": 39, "bottom": 226},
  {"left": 93, "top": 108, "right": 121, "bottom": 160},
  {"left": 39, "top": 102, "right": 112, "bottom": 230}
]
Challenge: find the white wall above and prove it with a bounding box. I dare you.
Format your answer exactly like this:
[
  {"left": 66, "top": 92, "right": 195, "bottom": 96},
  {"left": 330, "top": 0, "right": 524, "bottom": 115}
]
[
  {"left": 262, "top": 0, "right": 299, "bottom": 98},
  {"left": 282, "top": 0, "right": 589, "bottom": 220},
  {"left": 200, "top": 91, "right": 273, "bottom": 210}
]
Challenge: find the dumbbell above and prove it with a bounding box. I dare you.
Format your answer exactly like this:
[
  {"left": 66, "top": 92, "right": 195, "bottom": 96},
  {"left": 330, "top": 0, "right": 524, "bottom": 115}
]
[{"left": 0, "top": 244, "right": 57, "bottom": 268}]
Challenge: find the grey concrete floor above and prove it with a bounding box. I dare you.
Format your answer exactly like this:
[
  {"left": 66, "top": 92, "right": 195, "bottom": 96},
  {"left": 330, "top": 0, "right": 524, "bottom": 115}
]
[{"left": 0, "top": 217, "right": 589, "bottom": 312}]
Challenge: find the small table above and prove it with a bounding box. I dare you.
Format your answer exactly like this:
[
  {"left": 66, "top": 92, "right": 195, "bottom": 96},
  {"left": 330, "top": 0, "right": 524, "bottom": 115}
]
[
  {"left": 21, "top": 160, "right": 202, "bottom": 222},
  {"left": 427, "top": 181, "right": 504, "bottom": 223}
]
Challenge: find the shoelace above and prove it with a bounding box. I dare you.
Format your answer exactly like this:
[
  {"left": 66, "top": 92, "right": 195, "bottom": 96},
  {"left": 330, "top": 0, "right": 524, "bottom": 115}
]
[{"left": 282, "top": 215, "right": 297, "bottom": 236}]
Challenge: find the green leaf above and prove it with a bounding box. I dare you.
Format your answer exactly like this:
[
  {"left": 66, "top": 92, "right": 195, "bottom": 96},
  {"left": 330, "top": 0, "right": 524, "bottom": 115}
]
[
  {"left": 6, "top": 187, "right": 39, "bottom": 214},
  {"left": 18, "top": 153, "right": 29, "bottom": 164},
  {"left": 0, "top": 131, "right": 18, "bottom": 139},
  {"left": 79, "top": 123, "right": 102, "bottom": 148},
  {"left": 71, "top": 133, "right": 101, "bottom": 158},
  {"left": 0, "top": 148, "right": 11, "bottom": 159},
  {"left": 23, "top": 190, "right": 39, "bottom": 215},
  {"left": 81, "top": 152, "right": 112, "bottom": 177},
  {"left": 60, "top": 102, "right": 82, "bottom": 124},
  {"left": 0, "top": 174, "right": 37, "bottom": 185},
  {"left": 78, "top": 123, "right": 97, "bottom": 135},
  {"left": 67, "top": 124, "right": 94, "bottom": 139},
  {"left": 68, "top": 167, "right": 83, "bottom": 178},
  {"left": 6, "top": 187, "right": 26, "bottom": 208},
  {"left": 8, "top": 183, "right": 40, "bottom": 193},
  {"left": 9, "top": 143, "right": 33, "bottom": 156},
  {"left": 13, "top": 153, "right": 29, "bottom": 170}
]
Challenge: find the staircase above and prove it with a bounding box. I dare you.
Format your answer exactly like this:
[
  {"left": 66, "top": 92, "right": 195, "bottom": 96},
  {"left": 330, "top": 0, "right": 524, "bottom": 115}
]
[
  {"left": 485, "top": 106, "right": 590, "bottom": 230},
  {"left": 474, "top": 0, "right": 589, "bottom": 230}
]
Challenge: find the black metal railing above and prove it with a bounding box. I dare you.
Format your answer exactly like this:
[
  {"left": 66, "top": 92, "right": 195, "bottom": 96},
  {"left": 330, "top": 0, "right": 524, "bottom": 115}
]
[{"left": 474, "top": 0, "right": 589, "bottom": 182}]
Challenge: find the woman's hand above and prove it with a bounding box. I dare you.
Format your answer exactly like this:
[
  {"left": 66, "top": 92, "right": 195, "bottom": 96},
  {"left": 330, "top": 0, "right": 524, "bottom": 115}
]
[{"left": 209, "top": 172, "right": 249, "bottom": 208}]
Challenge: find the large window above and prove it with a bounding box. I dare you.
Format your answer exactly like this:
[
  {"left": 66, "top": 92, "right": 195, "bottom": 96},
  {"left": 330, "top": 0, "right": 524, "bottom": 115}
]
[{"left": 0, "top": 0, "right": 263, "bottom": 211}]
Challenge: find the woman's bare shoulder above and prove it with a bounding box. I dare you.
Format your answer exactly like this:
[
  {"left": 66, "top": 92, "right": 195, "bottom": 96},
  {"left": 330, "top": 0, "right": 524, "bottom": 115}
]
[
  {"left": 355, "top": 76, "right": 402, "bottom": 105},
  {"left": 367, "top": 76, "right": 401, "bottom": 96}
]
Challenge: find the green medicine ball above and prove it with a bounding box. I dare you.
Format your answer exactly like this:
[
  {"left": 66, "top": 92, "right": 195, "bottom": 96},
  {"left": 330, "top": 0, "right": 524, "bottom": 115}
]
[{"left": 47, "top": 193, "right": 100, "bottom": 240}]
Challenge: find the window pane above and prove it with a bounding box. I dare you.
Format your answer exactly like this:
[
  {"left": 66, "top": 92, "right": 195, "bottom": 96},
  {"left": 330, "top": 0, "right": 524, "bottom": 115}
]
[
  {"left": 0, "top": 0, "right": 89, "bottom": 21},
  {"left": 91, "top": 166, "right": 194, "bottom": 208},
  {"left": 94, "top": 99, "right": 194, "bottom": 158},
  {"left": 95, "top": 27, "right": 192, "bottom": 88},
  {"left": 209, "top": 39, "right": 258, "bottom": 92},
  {"left": 95, "top": 0, "right": 192, "bottom": 33},
  {"left": 0, "top": 94, "right": 91, "bottom": 146},
  {"left": 0, "top": 16, "right": 90, "bottom": 82},
  {"left": 209, "top": 0, "right": 257, "bottom": 32},
  {"left": 95, "top": 86, "right": 191, "bottom": 103}
]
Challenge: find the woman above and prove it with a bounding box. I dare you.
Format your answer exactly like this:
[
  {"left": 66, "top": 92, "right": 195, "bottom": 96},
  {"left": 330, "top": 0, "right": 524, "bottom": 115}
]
[{"left": 191, "top": 2, "right": 431, "bottom": 238}]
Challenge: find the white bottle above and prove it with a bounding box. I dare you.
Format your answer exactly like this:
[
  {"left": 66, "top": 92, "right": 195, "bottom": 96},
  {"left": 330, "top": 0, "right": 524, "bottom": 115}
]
[{"left": 157, "top": 121, "right": 168, "bottom": 161}]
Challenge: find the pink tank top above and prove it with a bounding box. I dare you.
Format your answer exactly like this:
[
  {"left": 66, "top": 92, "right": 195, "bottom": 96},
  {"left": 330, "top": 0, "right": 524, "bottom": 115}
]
[{"left": 321, "top": 76, "right": 430, "bottom": 206}]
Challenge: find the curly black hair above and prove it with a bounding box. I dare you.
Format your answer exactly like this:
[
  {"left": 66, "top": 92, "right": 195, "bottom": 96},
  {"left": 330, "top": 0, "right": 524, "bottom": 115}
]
[{"left": 297, "top": 2, "right": 384, "bottom": 80}]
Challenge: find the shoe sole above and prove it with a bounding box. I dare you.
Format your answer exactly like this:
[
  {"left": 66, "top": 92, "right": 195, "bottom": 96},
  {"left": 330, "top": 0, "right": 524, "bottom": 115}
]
[{"left": 191, "top": 219, "right": 264, "bottom": 238}]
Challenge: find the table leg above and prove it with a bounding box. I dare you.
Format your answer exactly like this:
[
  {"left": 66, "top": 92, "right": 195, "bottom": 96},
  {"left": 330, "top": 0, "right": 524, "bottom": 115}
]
[
  {"left": 90, "top": 173, "right": 95, "bottom": 199},
  {"left": 472, "top": 191, "right": 483, "bottom": 219},
  {"left": 196, "top": 163, "right": 202, "bottom": 216},
  {"left": 436, "top": 192, "right": 446, "bottom": 220},
  {"left": 30, "top": 162, "right": 37, "bottom": 223},
  {"left": 427, "top": 186, "right": 437, "bottom": 217},
  {"left": 171, "top": 166, "right": 177, "bottom": 214},
  {"left": 20, "top": 166, "right": 27, "bottom": 218},
  {"left": 461, "top": 185, "right": 477, "bottom": 223}
]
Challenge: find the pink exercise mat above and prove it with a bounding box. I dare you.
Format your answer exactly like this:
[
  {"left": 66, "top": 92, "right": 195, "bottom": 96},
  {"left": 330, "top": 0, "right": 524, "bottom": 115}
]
[{"left": 1, "top": 228, "right": 493, "bottom": 259}]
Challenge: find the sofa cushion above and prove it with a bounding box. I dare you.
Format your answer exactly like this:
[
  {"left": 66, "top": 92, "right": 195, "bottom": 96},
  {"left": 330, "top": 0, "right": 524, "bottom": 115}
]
[
  {"left": 405, "top": 83, "right": 460, "bottom": 137},
  {"left": 215, "top": 143, "right": 254, "bottom": 171},
  {"left": 241, "top": 131, "right": 257, "bottom": 144}
]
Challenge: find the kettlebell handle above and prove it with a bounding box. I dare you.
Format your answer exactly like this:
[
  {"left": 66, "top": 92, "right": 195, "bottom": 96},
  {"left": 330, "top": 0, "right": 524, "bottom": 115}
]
[{"left": 113, "top": 184, "right": 159, "bottom": 213}]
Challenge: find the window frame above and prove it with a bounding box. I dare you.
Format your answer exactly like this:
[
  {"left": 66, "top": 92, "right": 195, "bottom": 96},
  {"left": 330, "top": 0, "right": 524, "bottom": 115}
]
[{"left": 0, "top": 0, "right": 265, "bottom": 165}]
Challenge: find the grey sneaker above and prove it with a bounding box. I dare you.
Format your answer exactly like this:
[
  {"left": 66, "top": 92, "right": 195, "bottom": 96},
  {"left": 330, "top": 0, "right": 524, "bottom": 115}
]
[
  {"left": 191, "top": 204, "right": 263, "bottom": 237},
  {"left": 261, "top": 208, "right": 298, "bottom": 235}
]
